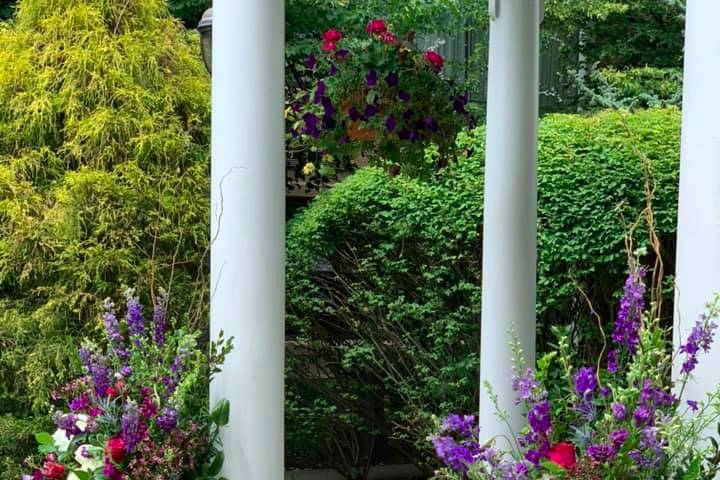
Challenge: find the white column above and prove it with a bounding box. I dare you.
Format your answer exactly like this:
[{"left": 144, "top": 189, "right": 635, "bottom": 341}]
[
  {"left": 210, "top": 1, "right": 285, "bottom": 478},
  {"left": 674, "top": 1, "right": 720, "bottom": 412},
  {"left": 480, "top": 0, "right": 540, "bottom": 447}
]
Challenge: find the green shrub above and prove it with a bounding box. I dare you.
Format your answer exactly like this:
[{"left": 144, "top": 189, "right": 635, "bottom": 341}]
[
  {"left": 0, "top": 414, "right": 48, "bottom": 476},
  {"left": 578, "top": 66, "right": 683, "bottom": 111},
  {"left": 0, "top": 0, "right": 210, "bottom": 467},
  {"left": 285, "top": 108, "right": 681, "bottom": 471}
]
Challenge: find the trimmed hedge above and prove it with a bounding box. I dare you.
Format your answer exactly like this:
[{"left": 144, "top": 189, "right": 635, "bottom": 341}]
[{"left": 285, "top": 108, "right": 681, "bottom": 471}]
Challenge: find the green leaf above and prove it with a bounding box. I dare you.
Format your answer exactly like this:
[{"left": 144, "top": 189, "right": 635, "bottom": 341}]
[
  {"left": 35, "top": 432, "right": 54, "bottom": 445},
  {"left": 207, "top": 452, "right": 225, "bottom": 476},
  {"left": 210, "top": 399, "right": 231, "bottom": 427},
  {"left": 73, "top": 471, "right": 92, "bottom": 480}
]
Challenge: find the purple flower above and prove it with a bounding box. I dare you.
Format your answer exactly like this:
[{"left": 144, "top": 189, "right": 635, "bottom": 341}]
[
  {"left": 54, "top": 412, "right": 82, "bottom": 437},
  {"left": 524, "top": 449, "right": 542, "bottom": 466},
  {"left": 528, "top": 400, "right": 552, "bottom": 435},
  {"left": 69, "top": 393, "right": 89, "bottom": 412},
  {"left": 336, "top": 49, "right": 349, "bottom": 60},
  {"left": 402, "top": 109, "right": 414, "bottom": 120},
  {"left": 610, "top": 429, "right": 629, "bottom": 448},
  {"left": 600, "top": 385, "right": 611, "bottom": 397},
  {"left": 679, "top": 316, "right": 718, "bottom": 375},
  {"left": 385, "top": 115, "right": 396, "bottom": 133},
  {"left": 424, "top": 116, "right": 439, "bottom": 132},
  {"left": 398, "top": 129, "right": 411, "bottom": 140},
  {"left": 607, "top": 348, "right": 619, "bottom": 373},
  {"left": 152, "top": 289, "right": 169, "bottom": 347},
  {"left": 125, "top": 289, "right": 144, "bottom": 343},
  {"left": 385, "top": 72, "right": 399, "bottom": 87},
  {"left": 611, "top": 266, "right": 646, "bottom": 355},
  {"left": 612, "top": 402, "right": 627, "bottom": 421},
  {"left": 432, "top": 435, "right": 477, "bottom": 473},
  {"left": 363, "top": 104, "right": 379, "bottom": 118},
  {"left": 453, "top": 94, "right": 469, "bottom": 114},
  {"left": 687, "top": 400, "right": 699, "bottom": 412},
  {"left": 587, "top": 444, "right": 616, "bottom": 462},
  {"left": 512, "top": 368, "right": 541, "bottom": 405},
  {"left": 314, "top": 80, "right": 326, "bottom": 104},
  {"left": 366, "top": 70, "right": 378, "bottom": 87},
  {"left": 120, "top": 365, "right": 132, "bottom": 378},
  {"left": 574, "top": 367, "right": 597, "bottom": 398},
  {"left": 398, "top": 90, "right": 410, "bottom": 102},
  {"left": 633, "top": 406, "right": 652, "bottom": 426},
  {"left": 440, "top": 414, "right": 478, "bottom": 439},
  {"left": 157, "top": 407, "right": 179, "bottom": 432},
  {"left": 302, "top": 113, "right": 321, "bottom": 138},
  {"left": 102, "top": 299, "right": 129, "bottom": 361},
  {"left": 84, "top": 352, "right": 111, "bottom": 397},
  {"left": 305, "top": 54, "right": 316, "bottom": 70},
  {"left": 329, "top": 64, "right": 337, "bottom": 76},
  {"left": 121, "top": 400, "right": 141, "bottom": 453}
]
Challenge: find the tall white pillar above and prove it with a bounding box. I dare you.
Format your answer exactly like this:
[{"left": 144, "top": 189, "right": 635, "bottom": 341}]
[
  {"left": 480, "top": 0, "right": 540, "bottom": 447},
  {"left": 674, "top": 1, "right": 720, "bottom": 412},
  {"left": 210, "top": 1, "right": 285, "bottom": 478}
]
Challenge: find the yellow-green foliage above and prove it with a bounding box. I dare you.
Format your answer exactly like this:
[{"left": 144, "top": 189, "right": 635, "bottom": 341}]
[{"left": 0, "top": 0, "right": 210, "bottom": 418}]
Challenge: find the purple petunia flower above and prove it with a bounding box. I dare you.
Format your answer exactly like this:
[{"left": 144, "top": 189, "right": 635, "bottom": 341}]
[
  {"left": 336, "top": 49, "right": 349, "bottom": 60},
  {"left": 363, "top": 104, "right": 379, "bottom": 118},
  {"left": 386, "top": 115, "right": 396, "bottom": 132},
  {"left": 366, "top": 70, "right": 378, "bottom": 87},
  {"left": 398, "top": 90, "right": 411, "bottom": 102},
  {"left": 424, "top": 116, "right": 439, "bottom": 132},
  {"left": 305, "top": 54, "right": 316, "bottom": 70},
  {"left": 302, "top": 113, "right": 321, "bottom": 139},
  {"left": 314, "top": 80, "right": 326, "bottom": 104},
  {"left": 385, "top": 72, "right": 399, "bottom": 87},
  {"left": 329, "top": 64, "right": 337, "bottom": 76}
]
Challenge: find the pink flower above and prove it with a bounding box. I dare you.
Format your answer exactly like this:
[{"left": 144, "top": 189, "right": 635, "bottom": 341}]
[
  {"left": 322, "top": 29, "right": 343, "bottom": 43},
  {"left": 321, "top": 41, "right": 337, "bottom": 52},
  {"left": 547, "top": 442, "right": 577, "bottom": 470},
  {"left": 366, "top": 19, "right": 388, "bottom": 35},
  {"left": 424, "top": 50, "right": 444, "bottom": 71},
  {"left": 380, "top": 31, "right": 397, "bottom": 45}
]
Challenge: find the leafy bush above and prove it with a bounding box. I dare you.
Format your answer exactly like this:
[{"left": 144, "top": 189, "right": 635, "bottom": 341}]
[
  {"left": 285, "top": 108, "right": 681, "bottom": 472},
  {"left": 0, "top": 415, "right": 48, "bottom": 477},
  {"left": 0, "top": 0, "right": 211, "bottom": 467},
  {"left": 578, "top": 67, "right": 683, "bottom": 111}
]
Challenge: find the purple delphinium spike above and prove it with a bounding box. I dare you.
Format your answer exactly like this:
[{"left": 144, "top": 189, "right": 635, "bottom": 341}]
[
  {"left": 574, "top": 366, "right": 597, "bottom": 399},
  {"left": 121, "top": 400, "right": 141, "bottom": 453},
  {"left": 124, "top": 289, "right": 144, "bottom": 345},
  {"left": 152, "top": 289, "right": 169, "bottom": 347},
  {"left": 611, "top": 265, "right": 646, "bottom": 355},
  {"left": 103, "top": 299, "right": 129, "bottom": 361},
  {"left": 679, "top": 315, "right": 718, "bottom": 375}
]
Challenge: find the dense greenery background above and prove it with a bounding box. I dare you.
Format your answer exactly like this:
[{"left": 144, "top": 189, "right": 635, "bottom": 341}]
[
  {"left": 286, "top": 109, "right": 681, "bottom": 474},
  {"left": 0, "top": 0, "right": 210, "bottom": 474}
]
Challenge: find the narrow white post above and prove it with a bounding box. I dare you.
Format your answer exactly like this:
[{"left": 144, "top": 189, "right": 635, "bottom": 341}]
[
  {"left": 480, "top": 0, "right": 540, "bottom": 447},
  {"left": 210, "top": 1, "right": 285, "bottom": 478},
  {"left": 674, "top": 1, "right": 720, "bottom": 414}
]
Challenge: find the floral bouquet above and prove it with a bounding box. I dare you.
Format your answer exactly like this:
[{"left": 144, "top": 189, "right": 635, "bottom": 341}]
[
  {"left": 287, "top": 18, "right": 476, "bottom": 177},
  {"left": 22, "top": 289, "right": 233, "bottom": 480},
  {"left": 432, "top": 252, "right": 720, "bottom": 479}
]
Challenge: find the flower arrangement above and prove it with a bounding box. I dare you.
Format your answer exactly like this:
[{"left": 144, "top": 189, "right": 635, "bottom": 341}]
[
  {"left": 287, "top": 18, "right": 476, "bottom": 177},
  {"left": 431, "top": 252, "right": 720, "bottom": 479},
  {"left": 22, "top": 289, "right": 233, "bottom": 480}
]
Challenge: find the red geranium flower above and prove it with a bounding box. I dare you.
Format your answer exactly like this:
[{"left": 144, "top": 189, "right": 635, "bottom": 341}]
[
  {"left": 366, "top": 19, "right": 387, "bottom": 35},
  {"left": 380, "top": 31, "right": 397, "bottom": 45},
  {"left": 322, "top": 29, "right": 343, "bottom": 43},
  {"left": 548, "top": 442, "right": 577, "bottom": 470},
  {"left": 321, "top": 41, "right": 337, "bottom": 52},
  {"left": 105, "top": 437, "right": 126, "bottom": 463},
  {"left": 40, "top": 461, "right": 65, "bottom": 479},
  {"left": 105, "top": 386, "right": 118, "bottom": 398},
  {"left": 424, "top": 50, "right": 444, "bottom": 71}
]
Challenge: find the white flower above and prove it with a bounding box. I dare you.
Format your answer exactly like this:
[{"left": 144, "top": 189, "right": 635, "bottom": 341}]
[
  {"left": 75, "top": 414, "right": 89, "bottom": 432},
  {"left": 74, "top": 444, "right": 104, "bottom": 472},
  {"left": 52, "top": 429, "right": 71, "bottom": 453}
]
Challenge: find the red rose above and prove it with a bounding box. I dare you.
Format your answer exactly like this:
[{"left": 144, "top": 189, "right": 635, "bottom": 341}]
[
  {"left": 424, "top": 50, "right": 444, "bottom": 71},
  {"left": 380, "top": 31, "right": 397, "bottom": 45},
  {"left": 321, "top": 41, "right": 337, "bottom": 52},
  {"left": 366, "top": 19, "right": 387, "bottom": 35},
  {"left": 322, "top": 29, "right": 343, "bottom": 43},
  {"left": 105, "top": 437, "right": 126, "bottom": 463},
  {"left": 548, "top": 442, "right": 577, "bottom": 470},
  {"left": 40, "top": 461, "right": 65, "bottom": 479}
]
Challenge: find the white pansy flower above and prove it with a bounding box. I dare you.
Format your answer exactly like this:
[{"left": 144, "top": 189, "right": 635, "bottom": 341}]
[
  {"left": 52, "top": 429, "right": 71, "bottom": 453},
  {"left": 75, "top": 414, "right": 89, "bottom": 432},
  {"left": 74, "top": 444, "right": 103, "bottom": 471}
]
